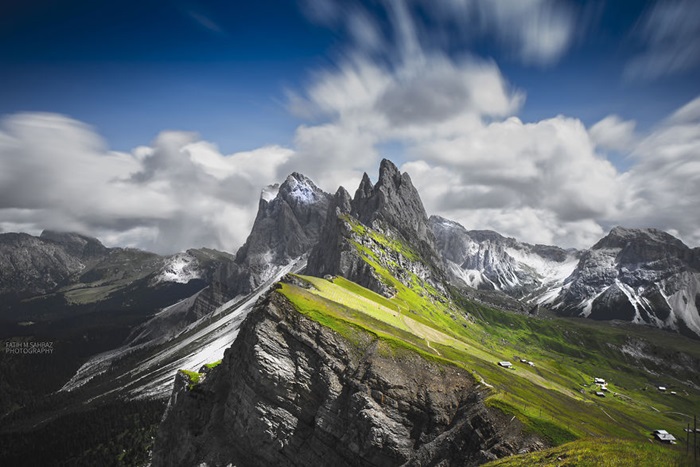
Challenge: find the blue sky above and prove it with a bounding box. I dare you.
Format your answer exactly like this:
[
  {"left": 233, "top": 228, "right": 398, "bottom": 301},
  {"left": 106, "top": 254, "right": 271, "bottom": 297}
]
[
  {"left": 1, "top": 0, "right": 699, "bottom": 253},
  {"left": 2, "top": 0, "right": 698, "bottom": 151}
]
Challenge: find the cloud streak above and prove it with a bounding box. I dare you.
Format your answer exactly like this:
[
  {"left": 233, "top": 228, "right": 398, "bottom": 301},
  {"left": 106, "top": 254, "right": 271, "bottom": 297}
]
[
  {"left": 1, "top": 1, "right": 699, "bottom": 254},
  {"left": 625, "top": 0, "right": 700, "bottom": 80},
  {"left": 0, "top": 113, "right": 291, "bottom": 254}
]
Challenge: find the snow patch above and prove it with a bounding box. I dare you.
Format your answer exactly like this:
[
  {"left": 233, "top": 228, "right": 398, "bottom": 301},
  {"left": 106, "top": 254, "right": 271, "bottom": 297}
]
[
  {"left": 505, "top": 247, "right": 578, "bottom": 285},
  {"left": 61, "top": 258, "right": 307, "bottom": 399},
  {"left": 535, "top": 285, "right": 563, "bottom": 305},
  {"left": 261, "top": 183, "right": 280, "bottom": 202},
  {"left": 579, "top": 289, "right": 606, "bottom": 318},
  {"left": 287, "top": 176, "right": 317, "bottom": 203},
  {"left": 156, "top": 253, "right": 201, "bottom": 284},
  {"left": 447, "top": 261, "right": 489, "bottom": 289}
]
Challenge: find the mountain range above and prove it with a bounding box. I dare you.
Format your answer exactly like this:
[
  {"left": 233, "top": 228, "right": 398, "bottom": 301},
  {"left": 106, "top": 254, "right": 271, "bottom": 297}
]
[{"left": 1, "top": 159, "right": 699, "bottom": 465}]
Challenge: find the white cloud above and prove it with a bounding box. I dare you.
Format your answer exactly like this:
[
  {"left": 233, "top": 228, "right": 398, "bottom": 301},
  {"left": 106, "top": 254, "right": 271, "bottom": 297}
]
[
  {"left": 620, "top": 96, "right": 700, "bottom": 246},
  {"left": 0, "top": 113, "right": 291, "bottom": 254},
  {"left": 589, "top": 115, "right": 637, "bottom": 152},
  {"left": 3, "top": 2, "right": 698, "bottom": 257},
  {"left": 474, "top": 0, "right": 576, "bottom": 65},
  {"left": 401, "top": 115, "right": 624, "bottom": 248},
  {"left": 283, "top": 51, "right": 522, "bottom": 192},
  {"left": 625, "top": 0, "right": 700, "bottom": 80}
]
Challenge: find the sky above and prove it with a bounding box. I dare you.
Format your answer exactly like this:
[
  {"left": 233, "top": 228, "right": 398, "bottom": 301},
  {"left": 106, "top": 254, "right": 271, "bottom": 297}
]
[{"left": 1, "top": 0, "right": 699, "bottom": 254}]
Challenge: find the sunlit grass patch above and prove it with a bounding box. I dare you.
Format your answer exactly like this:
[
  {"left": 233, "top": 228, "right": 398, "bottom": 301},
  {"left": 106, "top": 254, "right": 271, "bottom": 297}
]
[{"left": 483, "top": 438, "right": 688, "bottom": 467}]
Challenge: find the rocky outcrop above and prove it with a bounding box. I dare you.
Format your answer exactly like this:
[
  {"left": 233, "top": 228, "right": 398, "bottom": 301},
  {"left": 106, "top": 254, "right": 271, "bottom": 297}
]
[
  {"left": 236, "top": 172, "right": 331, "bottom": 267},
  {"left": 351, "top": 159, "right": 442, "bottom": 268},
  {"left": 187, "top": 172, "right": 332, "bottom": 318},
  {"left": 430, "top": 216, "right": 578, "bottom": 297},
  {"left": 554, "top": 227, "right": 700, "bottom": 338},
  {"left": 307, "top": 160, "right": 446, "bottom": 297},
  {"left": 152, "top": 291, "right": 542, "bottom": 467}
]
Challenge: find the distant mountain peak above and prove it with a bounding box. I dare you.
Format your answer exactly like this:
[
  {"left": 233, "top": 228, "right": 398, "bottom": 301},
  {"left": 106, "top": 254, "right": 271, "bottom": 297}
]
[{"left": 593, "top": 226, "right": 686, "bottom": 250}]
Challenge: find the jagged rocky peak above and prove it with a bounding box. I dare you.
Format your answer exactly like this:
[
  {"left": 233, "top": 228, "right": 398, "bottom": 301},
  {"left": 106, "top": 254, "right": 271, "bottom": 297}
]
[
  {"left": 352, "top": 159, "right": 428, "bottom": 236},
  {"left": 355, "top": 171, "right": 374, "bottom": 201},
  {"left": 279, "top": 171, "right": 324, "bottom": 205},
  {"left": 307, "top": 160, "right": 446, "bottom": 297},
  {"left": 236, "top": 172, "right": 332, "bottom": 265},
  {"left": 351, "top": 159, "right": 440, "bottom": 264},
  {"left": 331, "top": 185, "right": 353, "bottom": 215}
]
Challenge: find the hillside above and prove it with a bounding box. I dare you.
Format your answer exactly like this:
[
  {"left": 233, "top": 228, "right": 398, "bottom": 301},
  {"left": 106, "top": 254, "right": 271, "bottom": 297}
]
[{"left": 153, "top": 161, "right": 700, "bottom": 466}]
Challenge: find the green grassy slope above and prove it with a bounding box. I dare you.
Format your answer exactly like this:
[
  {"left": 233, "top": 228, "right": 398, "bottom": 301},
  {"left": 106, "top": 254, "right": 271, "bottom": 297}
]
[{"left": 275, "top": 217, "right": 700, "bottom": 464}]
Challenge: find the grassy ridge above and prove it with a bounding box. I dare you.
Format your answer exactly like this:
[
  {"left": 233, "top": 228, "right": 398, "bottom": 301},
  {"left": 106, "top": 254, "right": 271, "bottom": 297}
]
[{"left": 277, "top": 218, "right": 699, "bottom": 464}]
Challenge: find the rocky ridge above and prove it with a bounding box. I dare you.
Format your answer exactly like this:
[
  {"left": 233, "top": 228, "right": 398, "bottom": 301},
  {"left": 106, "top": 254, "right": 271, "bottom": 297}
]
[
  {"left": 431, "top": 219, "right": 700, "bottom": 338},
  {"left": 552, "top": 227, "right": 700, "bottom": 337},
  {"left": 152, "top": 289, "right": 542, "bottom": 467},
  {"left": 430, "top": 216, "right": 579, "bottom": 299},
  {"left": 307, "top": 159, "right": 445, "bottom": 298},
  {"left": 57, "top": 173, "right": 331, "bottom": 398}
]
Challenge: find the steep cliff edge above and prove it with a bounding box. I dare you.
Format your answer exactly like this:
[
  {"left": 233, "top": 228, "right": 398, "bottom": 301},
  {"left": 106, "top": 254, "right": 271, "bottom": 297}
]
[{"left": 152, "top": 290, "right": 541, "bottom": 467}]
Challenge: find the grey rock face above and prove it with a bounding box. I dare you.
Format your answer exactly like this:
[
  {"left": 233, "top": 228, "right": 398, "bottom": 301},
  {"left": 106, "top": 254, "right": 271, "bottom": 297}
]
[
  {"left": 553, "top": 227, "right": 700, "bottom": 337},
  {"left": 351, "top": 159, "right": 441, "bottom": 267},
  {"left": 430, "top": 216, "right": 578, "bottom": 297},
  {"left": 152, "top": 291, "right": 541, "bottom": 467},
  {"left": 187, "top": 173, "right": 332, "bottom": 318},
  {"left": 307, "top": 160, "right": 445, "bottom": 297},
  {"left": 0, "top": 232, "right": 99, "bottom": 297},
  {"left": 237, "top": 173, "right": 331, "bottom": 265}
]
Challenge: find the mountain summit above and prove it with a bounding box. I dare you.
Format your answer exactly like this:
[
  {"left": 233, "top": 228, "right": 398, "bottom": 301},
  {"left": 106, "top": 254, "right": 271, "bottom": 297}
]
[
  {"left": 4, "top": 159, "right": 700, "bottom": 465},
  {"left": 307, "top": 159, "right": 444, "bottom": 297},
  {"left": 351, "top": 159, "right": 438, "bottom": 263}
]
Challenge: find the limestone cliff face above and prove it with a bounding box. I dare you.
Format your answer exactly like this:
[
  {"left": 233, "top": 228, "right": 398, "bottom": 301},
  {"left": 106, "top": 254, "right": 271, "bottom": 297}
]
[
  {"left": 306, "top": 160, "right": 445, "bottom": 298},
  {"left": 189, "top": 172, "right": 331, "bottom": 317},
  {"left": 351, "top": 159, "right": 442, "bottom": 268},
  {"left": 152, "top": 291, "right": 541, "bottom": 466},
  {"left": 555, "top": 227, "right": 700, "bottom": 338}
]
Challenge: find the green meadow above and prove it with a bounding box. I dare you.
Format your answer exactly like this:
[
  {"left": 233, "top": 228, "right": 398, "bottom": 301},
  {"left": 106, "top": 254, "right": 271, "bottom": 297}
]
[{"left": 275, "top": 218, "right": 700, "bottom": 465}]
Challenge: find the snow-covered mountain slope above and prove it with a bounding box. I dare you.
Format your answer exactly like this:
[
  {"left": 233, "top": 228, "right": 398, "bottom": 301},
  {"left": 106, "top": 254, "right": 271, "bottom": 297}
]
[
  {"left": 550, "top": 227, "right": 700, "bottom": 338},
  {"left": 430, "top": 216, "right": 579, "bottom": 298},
  {"left": 431, "top": 218, "right": 700, "bottom": 338},
  {"left": 61, "top": 258, "right": 305, "bottom": 399}
]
